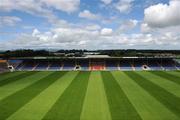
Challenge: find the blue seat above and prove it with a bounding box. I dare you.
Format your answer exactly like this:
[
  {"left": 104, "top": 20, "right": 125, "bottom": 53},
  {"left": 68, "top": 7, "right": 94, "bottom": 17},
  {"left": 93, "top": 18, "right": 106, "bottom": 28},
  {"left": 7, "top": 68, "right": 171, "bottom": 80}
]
[
  {"left": 35, "top": 62, "right": 48, "bottom": 70},
  {"left": 63, "top": 61, "right": 75, "bottom": 70},
  {"left": 106, "top": 61, "right": 118, "bottom": 70},
  {"left": 49, "top": 63, "right": 61, "bottom": 70}
]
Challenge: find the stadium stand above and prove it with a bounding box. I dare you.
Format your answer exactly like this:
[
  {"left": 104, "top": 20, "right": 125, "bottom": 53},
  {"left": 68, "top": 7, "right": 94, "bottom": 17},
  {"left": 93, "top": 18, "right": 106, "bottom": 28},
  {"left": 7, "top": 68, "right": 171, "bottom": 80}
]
[
  {"left": 8, "top": 60, "right": 22, "bottom": 69},
  {"left": 63, "top": 60, "right": 75, "bottom": 70},
  {"left": 133, "top": 59, "right": 150, "bottom": 70},
  {"left": 22, "top": 61, "right": 37, "bottom": 70},
  {"left": 174, "top": 59, "right": 180, "bottom": 70},
  {"left": 119, "top": 60, "right": 133, "bottom": 70},
  {"left": 106, "top": 60, "right": 119, "bottom": 70},
  {"left": 76, "top": 60, "right": 89, "bottom": 70},
  {"left": 0, "top": 60, "right": 9, "bottom": 73},
  {"left": 35, "top": 61, "right": 49, "bottom": 70},
  {"left": 161, "top": 59, "right": 177, "bottom": 70},
  {"left": 176, "top": 64, "right": 180, "bottom": 70},
  {"left": 48, "top": 61, "right": 62, "bottom": 70},
  {"left": 15, "top": 61, "right": 25, "bottom": 70},
  {"left": 147, "top": 60, "right": 163, "bottom": 70},
  {"left": 134, "top": 60, "right": 143, "bottom": 70},
  {"left": 90, "top": 60, "right": 105, "bottom": 70},
  {"left": 12, "top": 57, "right": 179, "bottom": 71}
]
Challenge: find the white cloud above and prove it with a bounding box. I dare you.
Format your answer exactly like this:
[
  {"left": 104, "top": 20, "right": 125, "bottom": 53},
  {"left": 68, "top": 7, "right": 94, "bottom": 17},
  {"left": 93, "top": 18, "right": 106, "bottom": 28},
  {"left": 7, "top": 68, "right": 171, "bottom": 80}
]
[
  {"left": 41, "top": 0, "right": 80, "bottom": 13},
  {"left": 0, "top": 0, "right": 180, "bottom": 50},
  {"left": 1, "top": 25, "right": 179, "bottom": 50},
  {"left": 0, "top": 0, "right": 78, "bottom": 27},
  {"left": 84, "top": 24, "right": 101, "bottom": 31},
  {"left": 119, "top": 19, "right": 138, "bottom": 32},
  {"left": 115, "top": 0, "right": 134, "bottom": 13},
  {"left": 101, "top": 28, "right": 113, "bottom": 36},
  {"left": 144, "top": 0, "right": 180, "bottom": 28},
  {"left": 0, "top": 16, "right": 22, "bottom": 27},
  {"left": 0, "top": 0, "right": 51, "bottom": 16},
  {"left": 0, "top": 0, "right": 58, "bottom": 25},
  {"left": 79, "top": 10, "right": 101, "bottom": 20},
  {"left": 32, "top": 29, "right": 41, "bottom": 37},
  {"left": 101, "top": 0, "right": 112, "bottom": 5},
  {"left": 0, "top": 0, "right": 80, "bottom": 13},
  {"left": 140, "top": 23, "right": 152, "bottom": 33}
]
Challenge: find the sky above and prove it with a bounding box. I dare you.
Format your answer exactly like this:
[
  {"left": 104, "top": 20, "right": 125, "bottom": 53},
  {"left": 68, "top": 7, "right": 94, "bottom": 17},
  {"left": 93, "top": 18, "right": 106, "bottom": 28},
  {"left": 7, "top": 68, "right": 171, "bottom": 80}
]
[{"left": 0, "top": 0, "right": 180, "bottom": 50}]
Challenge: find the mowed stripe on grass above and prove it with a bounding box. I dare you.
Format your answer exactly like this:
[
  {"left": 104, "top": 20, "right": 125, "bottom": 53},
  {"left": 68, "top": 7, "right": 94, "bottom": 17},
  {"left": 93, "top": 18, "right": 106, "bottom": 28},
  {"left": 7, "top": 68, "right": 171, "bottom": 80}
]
[
  {"left": 0, "top": 71, "right": 66, "bottom": 119},
  {"left": 43, "top": 71, "right": 90, "bottom": 120},
  {"left": 7, "top": 71, "right": 78, "bottom": 120},
  {"left": 136, "top": 71, "right": 180, "bottom": 97},
  {"left": 125, "top": 71, "right": 180, "bottom": 118},
  {"left": 165, "top": 71, "right": 180, "bottom": 77},
  {"left": 0, "top": 71, "right": 52, "bottom": 101},
  {"left": 80, "top": 71, "right": 111, "bottom": 120},
  {"left": 150, "top": 71, "right": 180, "bottom": 85},
  {"left": 101, "top": 71, "right": 141, "bottom": 120},
  {"left": 0, "top": 72, "right": 11, "bottom": 76},
  {"left": 112, "top": 71, "right": 179, "bottom": 120},
  {"left": 0, "top": 72, "right": 25, "bottom": 82},
  {"left": 0, "top": 71, "right": 37, "bottom": 87}
]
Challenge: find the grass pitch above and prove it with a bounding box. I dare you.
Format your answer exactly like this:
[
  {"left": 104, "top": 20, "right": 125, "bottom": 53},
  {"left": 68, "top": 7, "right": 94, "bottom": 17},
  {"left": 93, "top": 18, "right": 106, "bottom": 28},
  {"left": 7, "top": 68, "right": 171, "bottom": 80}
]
[{"left": 0, "top": 70, "right": 180, "bottom": 120}]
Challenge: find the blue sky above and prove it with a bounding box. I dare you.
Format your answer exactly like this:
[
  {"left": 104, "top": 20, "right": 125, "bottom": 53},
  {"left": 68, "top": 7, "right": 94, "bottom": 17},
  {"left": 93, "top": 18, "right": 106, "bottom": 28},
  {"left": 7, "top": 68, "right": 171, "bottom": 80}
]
[{"left": 0, "top": 0, "right": 179, "bottom": 50}]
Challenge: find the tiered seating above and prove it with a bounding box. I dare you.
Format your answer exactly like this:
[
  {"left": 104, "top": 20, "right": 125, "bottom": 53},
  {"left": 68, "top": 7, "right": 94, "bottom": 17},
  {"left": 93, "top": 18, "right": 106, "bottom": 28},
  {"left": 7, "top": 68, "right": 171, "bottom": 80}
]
[
  {"left": 48, "top": 62, "right": 61, "bottom": 70},
  {"left": 16, "top": 61, "right": 25, "bottom": 70},
  {"left": 21, "top": 61, "right": 37, "bottom": 70},
  {"left": 90, "top": 61, "right": 105, "bottom": 70},
  {"left": 134, "top": 60, "right": 147, "bottom": 70},
  {"left": 35, "top": 61, "right": 48, "bottom": 70},
  {"left": 11, "top": 58, "right": 179, "bottom": 71},
  {"left": 15, "top": 61, "right": 29, "bottom": 70},
  {"left": 173, "top": 59, "right": 180, "bottom": 69},
  {"left": 147, "top": 61, "right": 162, "bottom": 70},
  {"left": 106, "top": 60, "right": 118, "bottom": 70},
  {"left": 176, "top": 63, "right": 180, "bottom": 69},
  {"left": 173, "top": 60, "right": 180, "bottom": 70},
  {"left": 120, "top": 61, "right": 132, "bottom": 70},
  {"left": 134, "top": 62, "right": 142, "bottom": 70},
  {"left": 78, "top": 60, "right": 89, "bottom": 70},
  {"left": 8, "top": 60, "right": 23, "bottom": 69},
  {"left": 0, "top": 60, "right": 8, "bottom": 73},
  {"left": 63, "top": 60, "right": 75, "bottom": 70},
  {"left": 161, "top": 60, "right": 177, "bottom": 70}
]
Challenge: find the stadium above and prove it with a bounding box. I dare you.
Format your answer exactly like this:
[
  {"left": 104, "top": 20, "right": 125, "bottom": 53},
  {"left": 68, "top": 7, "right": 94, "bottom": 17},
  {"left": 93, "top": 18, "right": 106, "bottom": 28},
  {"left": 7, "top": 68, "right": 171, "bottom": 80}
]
[
  {"left": 0, "top": 50, "right": 180, "bottom": 120},
  {"left": 0, "top": 0, "right": 180, "bottom": 120},
  {"left": 5, "top": 56, "right": 180, "bottom": 71}
]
